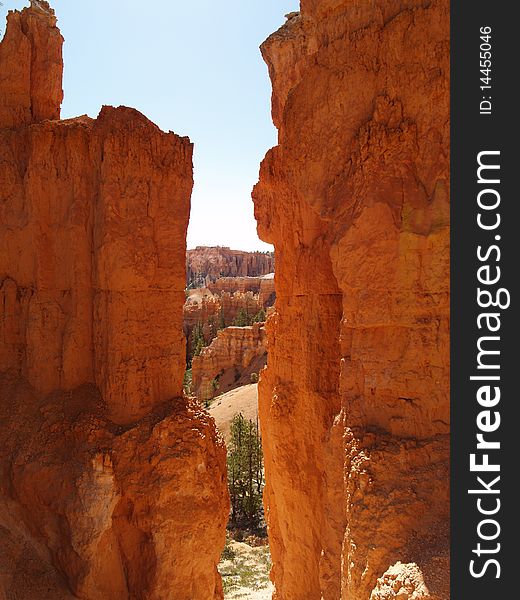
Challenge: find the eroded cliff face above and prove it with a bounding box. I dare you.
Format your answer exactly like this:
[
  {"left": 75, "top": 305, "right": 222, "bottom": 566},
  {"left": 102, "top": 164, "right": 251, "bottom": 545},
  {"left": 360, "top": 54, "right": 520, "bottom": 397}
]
[
  {"left": 187, "top": 246, "right": 275, "bottom": 287},
  {"left": 253, "top": 1, "right": 449, "bottom": 599},
  {"left": 0, "top": 4, "right": 228, "bottom": 599},
  {"left": 208, "top": 276, "right": 262, "bottom": 296},
  {"left": 0, "top": 1, "right": 63, "bottom": 128},
  {"left": 192, "top": 324, "right": 267, "bottom": 402},
  {"left": 184, "top": 285, "right": 272, "bottom": 365},
  {"left": 0, "top": 375, "right": 228, "bottom": 600},
  {"left": 0, "top": 105, "right": 191, "bottom": 426},
  {"left": 207, "top": 275, "right": 276, "bottom": 307}
]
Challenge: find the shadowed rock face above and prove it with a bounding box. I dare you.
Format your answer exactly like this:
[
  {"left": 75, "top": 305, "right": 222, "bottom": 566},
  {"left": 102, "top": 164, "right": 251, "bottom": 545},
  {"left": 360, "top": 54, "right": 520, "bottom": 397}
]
[
  {"left": 253, "top": 1, "right": 450, "bottom": 599},
  {"left": 0, "top": 4, "right": 229, "bottom": 599}
]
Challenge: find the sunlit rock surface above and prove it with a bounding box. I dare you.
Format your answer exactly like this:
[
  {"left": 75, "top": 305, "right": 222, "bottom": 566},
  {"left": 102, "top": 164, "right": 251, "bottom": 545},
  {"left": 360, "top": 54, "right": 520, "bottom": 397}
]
[
  {"left": 253, "top": 1, "right": 450, "bottom": 598},
  {"left": 0, "top": 4, "right": 229, "bottom": 598}
]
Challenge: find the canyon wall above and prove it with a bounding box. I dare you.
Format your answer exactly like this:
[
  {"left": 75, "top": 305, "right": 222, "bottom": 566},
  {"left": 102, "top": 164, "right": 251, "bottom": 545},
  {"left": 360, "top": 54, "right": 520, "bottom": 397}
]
[
  {"left": 187, "top": 246, "right": 274, "bottom": 287},
  {"left": 184, "top": 289, "right": 268, "bottom": 364},
  {"left": 0, "top": 4, "right": 228, "bottom": 599},
  {"left": 184, "top": 293, "right": 222, "bottom": 349},
  {"left": 258, "top": 273, "right": 276, "bottom": 307},
  {"left": 208, "top": 276, "right": 263, "bottom": 296},
  {"left": 208, "top": 274, "right": 276, "bottom": 307},
  {"left": 254, "top": 1, "right": 450, "bottom": 599},
  {"left": 192, "top": 324, "right": 267, "bottom": 402}
]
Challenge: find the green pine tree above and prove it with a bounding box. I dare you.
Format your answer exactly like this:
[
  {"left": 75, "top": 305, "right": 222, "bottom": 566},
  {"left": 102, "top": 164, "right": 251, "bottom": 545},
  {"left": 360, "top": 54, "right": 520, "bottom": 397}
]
[
  {"left": 219, "top": 307, "right": 226, "bottom": 330},
  {"left": 191, "top": 322, "right": 205, "bottom": 359},
  {"left": 227, "top": 413, "right": 264, "bottom": 530},
  {"left": 233, "top": 308, "right": 254, "bottom": 327},
  {"left": 253, "top": 308, "right": 266, "bottom": 323}
]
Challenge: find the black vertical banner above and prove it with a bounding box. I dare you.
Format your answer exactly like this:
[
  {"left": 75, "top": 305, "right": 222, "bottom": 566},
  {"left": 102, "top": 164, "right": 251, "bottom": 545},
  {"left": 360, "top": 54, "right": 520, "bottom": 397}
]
[{"left": 451, "top": 2, "right": 517, "bottom": 599}]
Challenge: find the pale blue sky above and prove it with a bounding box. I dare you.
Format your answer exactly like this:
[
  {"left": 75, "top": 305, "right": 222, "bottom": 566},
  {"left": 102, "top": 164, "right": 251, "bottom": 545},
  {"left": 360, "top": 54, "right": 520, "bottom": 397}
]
[{"left": 1, "top": 0, "right": 299, "bottom": 250}]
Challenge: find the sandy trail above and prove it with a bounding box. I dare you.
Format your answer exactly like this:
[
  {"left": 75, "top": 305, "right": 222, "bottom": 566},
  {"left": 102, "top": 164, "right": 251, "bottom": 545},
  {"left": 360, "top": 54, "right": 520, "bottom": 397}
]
[
  {"left": 219, "top": 540, "right": 273, "bottom": 599},
  {"left": 209, "top": 384, "right": 259, "bottom": 442}
]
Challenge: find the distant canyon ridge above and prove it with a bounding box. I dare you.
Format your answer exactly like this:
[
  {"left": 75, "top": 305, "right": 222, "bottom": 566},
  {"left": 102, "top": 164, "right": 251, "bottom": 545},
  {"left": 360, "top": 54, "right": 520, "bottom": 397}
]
[
  {"left": 187, "top": 246, "right": 274, "bottom": 288},
  {"left": 183, "top": 251, "right": 275, "bottom": 402}
]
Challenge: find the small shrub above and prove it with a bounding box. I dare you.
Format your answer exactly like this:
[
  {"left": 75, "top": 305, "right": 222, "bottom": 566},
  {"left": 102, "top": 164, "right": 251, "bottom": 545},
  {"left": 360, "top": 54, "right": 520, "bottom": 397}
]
[
  {"left": 221, "top": 540, "right": 236, "bottom": 561},
  {"left": 253, "top": 308, "right": 266, "bottom": 323},
  {"left": 183, "top": 369, "right": 192, "bottom": 395},
  {"left": 235, "top": 529, "right": 244, "bottom": 542}
]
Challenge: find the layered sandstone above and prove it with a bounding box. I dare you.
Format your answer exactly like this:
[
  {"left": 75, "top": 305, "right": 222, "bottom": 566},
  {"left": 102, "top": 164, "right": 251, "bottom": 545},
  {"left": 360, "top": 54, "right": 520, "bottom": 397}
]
[
  {"left": 0, "top": 1, "right": 63, "bottom": 128},
  {"left": 207, "top": 274, "right": 276, "bottom": 308},
  {"left": 184, "top": 292, "right": 222, "bottom": 349},
  {"left": 185, "top": 290, "right": 264, "bottom": 326},
  {"left": 254, "top": 1, "right": 450, "bottom": 599},
  {"left": 0, "top": 4, "right": 228, "bottom": 599},
  {"left": 0, "top": 104, "right": 190, "bottom": 426},
  {"left": 192, "top": 324, "right": 267, "bottom": 402},
  {"left": 184, "top": 289, "right": 266, "bottom": 363},
  {"left": 258, "top": 273, "right": 276, "bottom": 307},
  {"left": 208, "top": 276, "right": 263, "bottom": 296},
  {"left": 187, "top": 246, "right": 274, "bottom": 287}
]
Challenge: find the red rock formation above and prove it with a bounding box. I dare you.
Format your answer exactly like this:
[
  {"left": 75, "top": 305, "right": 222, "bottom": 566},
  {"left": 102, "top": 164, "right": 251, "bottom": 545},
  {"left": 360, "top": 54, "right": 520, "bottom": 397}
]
[
  {"left": 208, "top": 276, "right": 263, "bottom": 295},
  {"left": 184, "top": 289, "right": 266, "bottom": 364},
  {"left": 207, "top": 274, "right": 276, "bottom": 309},
  {"left": 0, "top": 1, "right": 63, "bottom": 128},
  {"left": 370, "top": 562, "right": 439, "bottom": 600},
  {"left": 192, "top": 324, "right": 267, "bottom": 402},
  {"left": 187, "top": 246, "right": 274, "bottom": 287},
  {"left": 183, "top": 292, "right": 222, "bottom": 359},
  {"left": 0, "top": 104, "right": 190, "bottom": 426},
  {"left": 0, "top": 374, "right": 229, "bottom": 600},
  {"left": 258, "top": 273, "right": 276, "bottom": 308},
  {"left": 253, "top": 1, "right": 449, "bottom": 599},
  {"left": 0, "top": 4, "right": 228, "bottom": 599},
  {"left": 184, "top": 290, "right": 222, "bottom": 330}
]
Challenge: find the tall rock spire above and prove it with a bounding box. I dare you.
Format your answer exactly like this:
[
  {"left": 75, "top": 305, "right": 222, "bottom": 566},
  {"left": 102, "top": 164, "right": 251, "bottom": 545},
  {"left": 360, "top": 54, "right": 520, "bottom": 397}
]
[
  {"left": 0, "top": 4, "right": 229, "bottom": 598},
  {"left": 0, "top": 1, "right": 63, "bottom": 127}
]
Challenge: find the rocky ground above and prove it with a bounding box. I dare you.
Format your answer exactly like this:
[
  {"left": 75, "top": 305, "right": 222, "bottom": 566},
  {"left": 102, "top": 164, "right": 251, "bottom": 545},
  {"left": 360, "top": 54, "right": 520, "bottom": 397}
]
[{"left": 219, "top": 540, "right": 273, "bottom": 600}]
